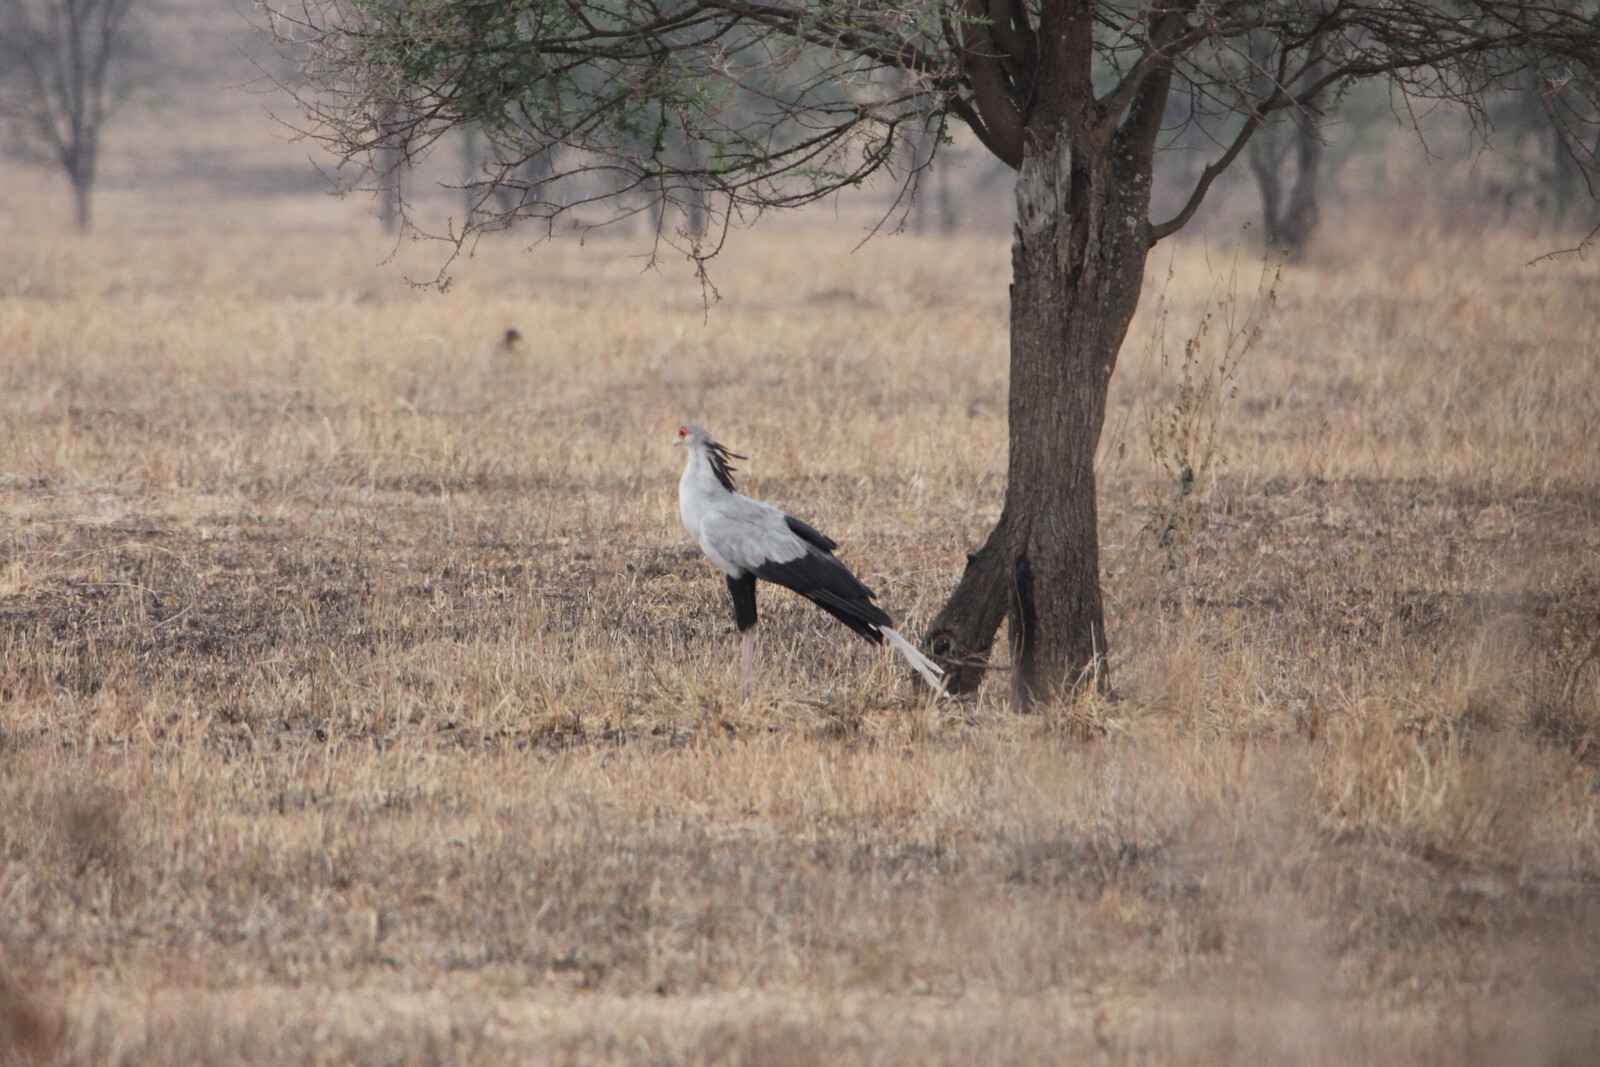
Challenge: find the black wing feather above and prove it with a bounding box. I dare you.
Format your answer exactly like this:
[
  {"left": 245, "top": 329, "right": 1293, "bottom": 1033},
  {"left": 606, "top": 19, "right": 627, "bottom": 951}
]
[
  {"left": 756, "top": 546, "right": 889, "bottom": 643},
  {"left": 784, "top": 514, "right": 838, "bottom": 552}
]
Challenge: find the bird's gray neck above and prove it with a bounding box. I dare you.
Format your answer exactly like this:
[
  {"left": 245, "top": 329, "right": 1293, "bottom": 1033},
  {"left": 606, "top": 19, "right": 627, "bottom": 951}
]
[
  {"left": 680, "top": 447, "right": 735, "bottom": 540},
  {"left": 681, "top": 447, "right": 732, "bottom": 501}
]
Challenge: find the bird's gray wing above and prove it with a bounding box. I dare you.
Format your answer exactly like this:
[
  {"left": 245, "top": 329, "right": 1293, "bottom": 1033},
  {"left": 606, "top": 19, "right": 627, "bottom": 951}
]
[
  {"left": 701, "top": 496, "right": 890, "bottom": 642},
  {"left": 698, "top": 498, "right": 806, "bottom": 575}
]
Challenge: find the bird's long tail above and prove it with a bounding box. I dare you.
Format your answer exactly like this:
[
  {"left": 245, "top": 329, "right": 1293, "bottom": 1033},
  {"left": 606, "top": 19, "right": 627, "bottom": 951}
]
[{"left": 881, "top": 628, "right": 947, "bottom": 695}]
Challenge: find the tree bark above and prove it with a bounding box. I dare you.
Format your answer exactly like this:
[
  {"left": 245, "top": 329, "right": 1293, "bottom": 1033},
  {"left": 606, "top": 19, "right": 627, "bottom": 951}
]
[
  {"left": 924, "top": 135, "right": 1156, "bottom": 707},
  {"left": 1000, "top": 128, "right": 1150, "bottom": 708},
  {"left": 925, "top": 3, "right": 1171, "bottom": 709},
  {"left": 922, "top": 516, "right": 1010, "bottom": 695}
]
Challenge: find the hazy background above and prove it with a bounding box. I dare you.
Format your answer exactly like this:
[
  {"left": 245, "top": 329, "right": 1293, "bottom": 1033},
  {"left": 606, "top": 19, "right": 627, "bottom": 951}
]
[
  {"left": 3, "top": 4, "right": 1599, "bottom": 1064},
  {"left": 2, "top": 0, "right": 1588, "bottom": 251}
]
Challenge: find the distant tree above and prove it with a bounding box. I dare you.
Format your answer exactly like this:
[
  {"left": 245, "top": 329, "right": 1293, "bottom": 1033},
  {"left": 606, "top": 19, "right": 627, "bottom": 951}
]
[
  {"left": 1480, "top": 73, "right": 1598, "bottom": 222},
  {"left": 272, "top": 1, "right": 1600, "bottom": 708},
  {"left": 1244, "top": 50, "right": 1327, "bottom": 258},
  {"left": 374, "top": 100, "right": 407, "bottom": 233},
  {"left": 0, "top": 0, "right": 143, "bottom": 231},
  {"left": 904, "top": 120, "right": 958, "bottom": 234}
]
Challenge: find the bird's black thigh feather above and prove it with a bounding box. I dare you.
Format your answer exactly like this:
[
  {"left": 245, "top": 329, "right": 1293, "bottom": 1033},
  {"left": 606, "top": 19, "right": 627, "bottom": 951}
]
[{"left": 726, "top": 573, "right": 758, "bottom": 632}]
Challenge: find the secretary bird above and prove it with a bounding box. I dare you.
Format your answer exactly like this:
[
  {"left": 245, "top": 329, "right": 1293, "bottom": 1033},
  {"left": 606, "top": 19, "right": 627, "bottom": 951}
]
[{"left": 673, "top": 423, "right": 945, "bottom": 702}]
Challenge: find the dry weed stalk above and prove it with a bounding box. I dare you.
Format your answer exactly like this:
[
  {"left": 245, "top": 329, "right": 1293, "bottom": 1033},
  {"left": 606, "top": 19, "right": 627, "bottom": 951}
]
[{"left": 1141, "top": 248, "right": 1280, "bottom": 567}]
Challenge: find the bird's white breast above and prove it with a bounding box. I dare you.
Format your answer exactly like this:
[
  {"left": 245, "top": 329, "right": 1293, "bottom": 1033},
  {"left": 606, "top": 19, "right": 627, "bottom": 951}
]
[{"left": 678, "top": 456, "right": 718, "bottom": 539}]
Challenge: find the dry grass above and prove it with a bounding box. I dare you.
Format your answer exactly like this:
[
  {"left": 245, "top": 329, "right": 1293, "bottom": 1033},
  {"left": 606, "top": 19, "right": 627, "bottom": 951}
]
[{"left": 1, "top": 217, "right": 1598, "bottom": 1065}]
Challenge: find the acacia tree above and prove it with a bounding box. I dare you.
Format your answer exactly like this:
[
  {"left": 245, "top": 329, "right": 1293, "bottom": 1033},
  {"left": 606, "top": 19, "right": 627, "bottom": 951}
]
[
  {"left": 272, "top": 1, "right": 1600, "bottom": 708},
  {"left": 0, "top": 0, "right": 143, "bottom": 231}
]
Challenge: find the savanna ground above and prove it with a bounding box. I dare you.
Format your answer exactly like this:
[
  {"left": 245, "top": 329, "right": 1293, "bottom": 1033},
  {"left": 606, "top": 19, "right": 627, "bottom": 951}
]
[{"left": 1, "top": 212, "right": 1598, "bottom": 1065}]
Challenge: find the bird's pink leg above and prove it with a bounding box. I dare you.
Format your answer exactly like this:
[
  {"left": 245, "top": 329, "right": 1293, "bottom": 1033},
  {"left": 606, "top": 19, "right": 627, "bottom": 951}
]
[{"left": 739, "top": 630, "right": 757, "bottom": 704}]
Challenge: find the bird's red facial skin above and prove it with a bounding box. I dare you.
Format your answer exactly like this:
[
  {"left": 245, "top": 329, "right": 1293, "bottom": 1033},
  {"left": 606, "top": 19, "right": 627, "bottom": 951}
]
[{"left": 676, "top": 426, "right": 688, "bottom": 441}]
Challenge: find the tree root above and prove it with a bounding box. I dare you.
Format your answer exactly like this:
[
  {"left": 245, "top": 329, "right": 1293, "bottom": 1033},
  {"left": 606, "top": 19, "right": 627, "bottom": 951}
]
[{"left": 921, "top": 515, "right": 1010, "bottom": 696}]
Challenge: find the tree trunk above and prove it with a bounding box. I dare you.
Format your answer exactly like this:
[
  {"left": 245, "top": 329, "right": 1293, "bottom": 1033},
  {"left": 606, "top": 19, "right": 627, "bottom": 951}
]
[
  {"left": 926, "top": 123, "right": 1156, "bottom": 709},
  {"left": 1004, "top": 130, "right": 1149, "bottom": 708},
  {"left": 1278, "top": 109, "right": 1322, "bottom": 258},
  {"left": 921, "top": 1, "right": 1177, "bottom": 709},
  {"left": 71, "top": 175, "right": 93, "bottom": 233},
  {"left": 376, "top": 103, "right": 404, "bottom": 235},
  {"left": 66, "top": 141, "right": 97, "bottom": 233},
  {"left": 377, "top": 146, "right": 403, "bottom": 235},
  {"left": 1248, "top": 139, "right": 1286, "bottom": 247},
  {"left": 1248, "top": 60, "right": 1326, "bottom": 260}
]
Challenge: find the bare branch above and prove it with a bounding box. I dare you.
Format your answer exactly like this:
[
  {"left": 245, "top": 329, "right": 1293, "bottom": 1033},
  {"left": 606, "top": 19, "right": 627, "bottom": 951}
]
[
  {"left": 944, "top": 0, "right": 1024, "bottom": 167},
  {"left": 265, "top": 0, "right": 1600, "bottom": 264},
  {"left": 1151, "top": 107, "right": 1268, "bottom": 242}
]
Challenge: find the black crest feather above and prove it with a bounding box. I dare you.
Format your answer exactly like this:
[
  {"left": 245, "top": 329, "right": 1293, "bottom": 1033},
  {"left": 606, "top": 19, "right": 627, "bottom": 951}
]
[{"left": 707, "top": 441, "right": 745, "bottom": 492}]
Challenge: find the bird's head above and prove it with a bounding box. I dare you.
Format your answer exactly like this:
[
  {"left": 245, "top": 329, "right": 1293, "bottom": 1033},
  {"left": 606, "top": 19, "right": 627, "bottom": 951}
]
[
  {"left": 674, "top": 423, "right": 745, "bottom": 490},
  {"left": 673, "top": 423, "right": 713, "bottom": 449}
]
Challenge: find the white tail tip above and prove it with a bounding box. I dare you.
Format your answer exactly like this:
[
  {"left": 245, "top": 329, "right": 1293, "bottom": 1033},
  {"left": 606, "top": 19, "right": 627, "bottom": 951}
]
[{"left": 882, "top": 628, "right": 948, "bottom": 696}]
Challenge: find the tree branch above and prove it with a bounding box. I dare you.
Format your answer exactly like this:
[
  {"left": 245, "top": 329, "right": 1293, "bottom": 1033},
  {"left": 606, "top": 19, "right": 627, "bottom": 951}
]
[
  {"left": 944, "top": 0, "right": 1025, "bottom": 168},
  {"left": 982, "top": 0, "right": 1036, "bottom": 94},
  {"left": 1108, "top": 2, "right": 1198, "bottom": 167},
  {"left": 1150, "top": 106, "right": 1267, "bottom": 242},
  {"left": 1099, "top": 1, "right": 1206, "bottom": 127}
]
